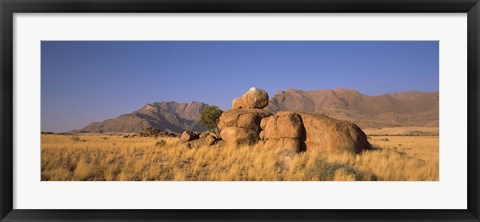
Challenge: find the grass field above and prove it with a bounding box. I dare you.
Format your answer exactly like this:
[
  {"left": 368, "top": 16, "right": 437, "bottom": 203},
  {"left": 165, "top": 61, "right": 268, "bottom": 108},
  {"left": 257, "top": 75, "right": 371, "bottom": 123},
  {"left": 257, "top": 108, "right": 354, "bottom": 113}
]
[{"left": 41, "top": 127, "right": 438, "bottom": 181}]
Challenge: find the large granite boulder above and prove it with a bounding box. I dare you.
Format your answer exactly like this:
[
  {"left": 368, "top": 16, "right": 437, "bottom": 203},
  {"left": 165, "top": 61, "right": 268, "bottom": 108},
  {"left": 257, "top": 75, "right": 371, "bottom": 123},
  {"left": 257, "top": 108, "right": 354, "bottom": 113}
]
[
  {"left": 261, "top": 112, "right": 370, "bottom": 153},
  {"left": 218, "top": 108, "right": 271, "bottom": 145},
  {"left": 241, "top": 87, "right": 269, "bottom": 109},
  {"left": 219, "top": 127, "right": 260, "bottom": 145},
  {"left": 299, "top": 113, "right": 371, "bottom": 153},
  {"left": 263, "top": 111, "right": 303, "bottom": 139},
  {"left": 261, "top": 111, "right": 305, "bottom": 152},
  {"left": 218, "top": 109, "right": 271, "bottom": 130}
]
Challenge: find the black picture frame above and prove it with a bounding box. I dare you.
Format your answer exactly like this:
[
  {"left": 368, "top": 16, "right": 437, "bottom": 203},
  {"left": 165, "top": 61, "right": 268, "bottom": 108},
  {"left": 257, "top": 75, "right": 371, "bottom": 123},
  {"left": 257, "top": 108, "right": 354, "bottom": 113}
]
[{"left": 1, "top": 0, "right": 479, "bottom": 221}]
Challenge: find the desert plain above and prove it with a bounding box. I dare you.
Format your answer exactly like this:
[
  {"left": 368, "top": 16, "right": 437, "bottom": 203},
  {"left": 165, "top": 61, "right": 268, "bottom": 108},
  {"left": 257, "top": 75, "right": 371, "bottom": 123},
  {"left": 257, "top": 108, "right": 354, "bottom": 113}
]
[{"left": 41, "top": 126, "right": 438, "bottom": 181}]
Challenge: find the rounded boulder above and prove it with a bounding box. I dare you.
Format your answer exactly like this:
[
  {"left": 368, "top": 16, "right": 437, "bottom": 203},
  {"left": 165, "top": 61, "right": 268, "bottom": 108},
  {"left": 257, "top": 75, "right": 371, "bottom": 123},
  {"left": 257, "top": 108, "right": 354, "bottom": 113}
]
[
  {"left": 219, "top": 127, "right": 259, "bottom": 145},
  {"left": 299, "top": 113, "right": 371, "bottom": 153},
  {"left": 263, "top": 111, "right": 303, "bottom": 139},
  {"left": 241, "top": 87, "right": 269, "bottom": 109},
  {"left": 180, "top": 131, "right": 198, "bottom": 142}
]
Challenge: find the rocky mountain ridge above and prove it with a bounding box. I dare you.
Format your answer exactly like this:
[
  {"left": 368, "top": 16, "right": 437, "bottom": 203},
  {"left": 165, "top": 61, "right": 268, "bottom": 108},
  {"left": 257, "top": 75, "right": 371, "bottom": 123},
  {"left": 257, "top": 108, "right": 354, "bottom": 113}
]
[
  {"left": 266, "top": 88, "right": 438, "bottom": 128},
  {"left": 74, "top": 101, "right": 208, "bottom": 134},
  {"left": 74, "top": 88, "right": 438, "bottom": 134}
]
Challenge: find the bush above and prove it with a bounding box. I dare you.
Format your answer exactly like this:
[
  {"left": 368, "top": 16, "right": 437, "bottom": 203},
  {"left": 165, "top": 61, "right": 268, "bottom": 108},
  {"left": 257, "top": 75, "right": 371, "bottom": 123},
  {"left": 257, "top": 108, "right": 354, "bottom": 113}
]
[{"left": 199, "top": 105, "right": 222, "bottom": 135}]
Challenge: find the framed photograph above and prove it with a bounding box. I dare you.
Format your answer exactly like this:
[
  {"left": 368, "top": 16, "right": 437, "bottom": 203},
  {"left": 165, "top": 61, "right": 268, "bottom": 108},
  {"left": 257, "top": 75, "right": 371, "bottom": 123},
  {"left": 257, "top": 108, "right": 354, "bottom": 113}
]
[{"left": 1, "top": 0, "right": 479, "bottom": 221}]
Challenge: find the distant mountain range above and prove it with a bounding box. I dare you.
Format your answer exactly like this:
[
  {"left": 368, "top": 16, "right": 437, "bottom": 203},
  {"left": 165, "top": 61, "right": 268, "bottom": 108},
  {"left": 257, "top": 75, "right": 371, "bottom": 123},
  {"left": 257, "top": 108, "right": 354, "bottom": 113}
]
[
  {"left": 73, "top": 89, "right": 438, "bottom": 133},
  {"left": 73, "top": 101, "right": 208, "bottom": 134},
  {"left": 266, "top": 88, "right": 438, "bottom": 128}
]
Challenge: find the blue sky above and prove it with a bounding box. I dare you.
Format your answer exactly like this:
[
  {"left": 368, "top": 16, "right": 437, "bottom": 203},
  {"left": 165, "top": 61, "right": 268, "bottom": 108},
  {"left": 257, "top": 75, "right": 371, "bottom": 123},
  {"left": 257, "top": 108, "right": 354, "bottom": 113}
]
[{"left": 41, "top": 41, "right": 439, "bottom": 132}]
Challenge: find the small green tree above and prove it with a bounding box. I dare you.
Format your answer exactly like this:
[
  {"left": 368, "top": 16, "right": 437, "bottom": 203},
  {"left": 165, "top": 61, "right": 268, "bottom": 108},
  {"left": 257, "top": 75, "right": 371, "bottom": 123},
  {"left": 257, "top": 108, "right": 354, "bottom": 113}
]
[{"left": 199, "top": 105, "right": 223, "bottom": 136}]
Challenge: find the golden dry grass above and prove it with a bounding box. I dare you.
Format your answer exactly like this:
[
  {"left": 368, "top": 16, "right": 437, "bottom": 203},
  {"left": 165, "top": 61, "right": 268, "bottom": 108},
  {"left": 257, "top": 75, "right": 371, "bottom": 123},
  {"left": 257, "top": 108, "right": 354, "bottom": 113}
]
[{"left": 41, "top": 129, "right": 438, "bottom": 181}]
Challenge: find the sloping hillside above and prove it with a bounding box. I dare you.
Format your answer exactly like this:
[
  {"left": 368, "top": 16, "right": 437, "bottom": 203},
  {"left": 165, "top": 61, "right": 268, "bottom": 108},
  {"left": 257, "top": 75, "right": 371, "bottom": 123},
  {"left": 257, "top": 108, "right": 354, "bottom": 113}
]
[
  {"left": 266, "top": 88, "right": 438, "bottom": 128},
  {"left": 74, "top": 101, "right": 208, "bottom": 133}
]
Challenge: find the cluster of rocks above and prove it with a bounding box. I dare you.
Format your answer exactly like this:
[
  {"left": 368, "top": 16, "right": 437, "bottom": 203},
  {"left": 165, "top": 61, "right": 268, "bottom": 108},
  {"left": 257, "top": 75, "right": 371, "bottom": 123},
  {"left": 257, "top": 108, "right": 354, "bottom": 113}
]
[
  {"left": 178, "top": 85, "right": 274, "bottom": 148},
  {"left": 260, "top": 111, "right": 370, "bottom": 153},
  {"left": 180, "top": 131, "right": 201, "bottom": 142},
  {"left": 218, "top": 108, "right": 271, "bottom": 145},
  {"left": 217, "top": 87, "right": 271, "bottom": 145},
  {"left": 217, "top": 87, "right": 371, "bottom": 154},
  {"left": 138, "top": 127, "right": 178, "bottom": 137},
  {"left": 173, "top": 87, "right": 371, "bottom": 155},
  {"left": 180, "top": 130, "right": 220, "bottom": 148}
]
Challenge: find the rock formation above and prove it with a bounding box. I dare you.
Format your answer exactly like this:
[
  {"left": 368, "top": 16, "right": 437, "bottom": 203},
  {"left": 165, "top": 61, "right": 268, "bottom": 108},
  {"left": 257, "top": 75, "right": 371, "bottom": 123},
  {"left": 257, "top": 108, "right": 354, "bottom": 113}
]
[
  {"left": 232, "top": 87, "right": 269, "bottom": 109},
  {"left": 260, "top": 111, "right": 305, "bottom": 152},
  {"left": 218, "top": 108, "right": 271, "bottom": 145},
  {"left": 299, "top": 113, "right": 370, "bottom": 153},
  {"left": 180, "top": 131, "right": 200, "bottom": 142},
  {"left": 216, "top": 87, "right": 273, "bottom": 145},
  {"left": 221, "top": 87, "right": 371, "bottom": 154},
  {"left": 242, "top": 87, "right": 269, "bottom": 109},
  {"left": 259, "top": 112, "right": 371, "bottom": 153}
]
